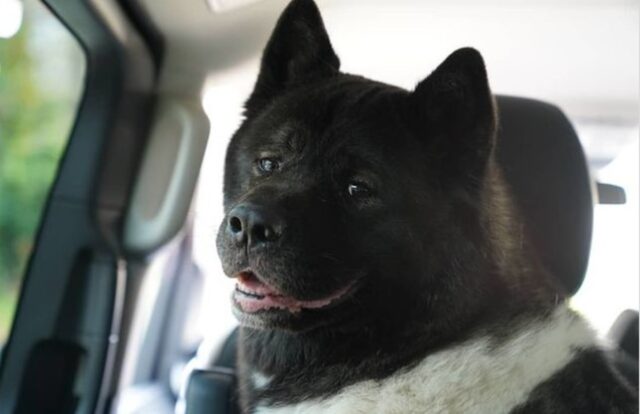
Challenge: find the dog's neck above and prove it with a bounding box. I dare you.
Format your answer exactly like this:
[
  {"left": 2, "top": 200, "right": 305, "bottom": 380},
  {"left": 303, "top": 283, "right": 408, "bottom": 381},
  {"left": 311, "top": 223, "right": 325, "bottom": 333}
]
[
  {"left": 249, "top": 305, "right": 597, "bottom": 414},
  {"left": 237, "top": 287, "right": 556, "bottom": 411}
]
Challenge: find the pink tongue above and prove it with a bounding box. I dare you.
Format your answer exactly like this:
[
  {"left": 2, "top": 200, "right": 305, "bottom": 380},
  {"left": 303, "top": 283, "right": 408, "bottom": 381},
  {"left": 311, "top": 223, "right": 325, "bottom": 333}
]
[
  {"left": 235, "top": 273, "right": 350, "bottom": 313},
  {"left": 237, "top": 272, "right": 281, "bottom": 296}
]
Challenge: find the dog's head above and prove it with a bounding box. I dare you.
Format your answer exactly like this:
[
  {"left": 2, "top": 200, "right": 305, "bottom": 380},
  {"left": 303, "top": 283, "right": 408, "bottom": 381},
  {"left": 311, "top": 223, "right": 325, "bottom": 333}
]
[{"left": 217, "top": 0, "right": 504, "bottom": 333}]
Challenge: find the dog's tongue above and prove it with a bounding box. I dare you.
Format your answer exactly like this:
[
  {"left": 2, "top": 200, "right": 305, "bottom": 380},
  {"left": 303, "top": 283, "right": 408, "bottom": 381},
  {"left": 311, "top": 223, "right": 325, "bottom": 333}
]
[
  {"left": 236, "top": 272, "right": 281, "bottom": 296},
  {"left": 234, "top": 272, "right": 348, "bottom": 313}
]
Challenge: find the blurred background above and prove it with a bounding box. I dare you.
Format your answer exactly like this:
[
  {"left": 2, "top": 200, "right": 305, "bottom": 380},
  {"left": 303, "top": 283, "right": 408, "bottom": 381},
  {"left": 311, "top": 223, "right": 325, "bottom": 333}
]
[
  {"left": 0, "top": 0, "right": 638, "bottom": 361},
  {"left": 0, "top": 0, "right": 84, "bottom": 342}
]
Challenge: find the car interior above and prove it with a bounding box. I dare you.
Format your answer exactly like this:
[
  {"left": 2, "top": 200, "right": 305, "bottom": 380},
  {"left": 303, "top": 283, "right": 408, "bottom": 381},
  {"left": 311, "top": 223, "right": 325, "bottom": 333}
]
[{"left": 0, "top": 0, "right": 637, "bottom": 413}]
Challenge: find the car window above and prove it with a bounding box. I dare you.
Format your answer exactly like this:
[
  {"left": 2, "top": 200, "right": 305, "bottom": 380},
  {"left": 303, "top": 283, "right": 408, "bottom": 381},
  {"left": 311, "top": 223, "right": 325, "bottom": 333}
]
[
  {"left": 572, "top": 137, "right": 639, "bottom": 333},
  {"left": 0, "top": 0, "right": 85, "bottom": 345}
]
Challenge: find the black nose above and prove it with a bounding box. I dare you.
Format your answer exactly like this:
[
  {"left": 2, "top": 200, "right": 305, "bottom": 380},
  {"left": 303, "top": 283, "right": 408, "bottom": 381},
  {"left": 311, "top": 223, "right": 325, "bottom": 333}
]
[{"left": 226, "top": 203, "right": 283, "bottom": 247}]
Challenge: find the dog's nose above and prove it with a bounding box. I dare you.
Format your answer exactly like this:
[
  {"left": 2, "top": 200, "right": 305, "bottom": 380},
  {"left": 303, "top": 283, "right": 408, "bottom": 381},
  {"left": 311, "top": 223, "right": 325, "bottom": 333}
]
[{"left": 227, "top": 203, "right": 283, "bottom": 247}]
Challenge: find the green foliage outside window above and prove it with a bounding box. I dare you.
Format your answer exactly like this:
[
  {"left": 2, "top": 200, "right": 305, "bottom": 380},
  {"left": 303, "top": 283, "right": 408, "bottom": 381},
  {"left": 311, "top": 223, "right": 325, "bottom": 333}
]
[{"left": 0, "top": 1, "right": 84, "bottom": 343}]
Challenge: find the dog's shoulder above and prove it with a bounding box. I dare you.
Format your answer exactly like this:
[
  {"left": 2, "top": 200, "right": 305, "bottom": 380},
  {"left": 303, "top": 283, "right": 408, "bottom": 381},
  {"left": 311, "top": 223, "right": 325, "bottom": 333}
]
[
  {"left": 253, "top": 305, "right": 635, "bottom": 414},
  {"left": 512, "top": 346, "right": 637, "bottom": 414}
]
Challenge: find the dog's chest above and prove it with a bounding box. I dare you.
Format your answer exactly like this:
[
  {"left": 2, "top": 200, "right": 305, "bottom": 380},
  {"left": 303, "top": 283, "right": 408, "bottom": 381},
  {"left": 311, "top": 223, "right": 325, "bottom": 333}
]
[{"left": 253, "top": 307, "right": 595, "bottom": 414}]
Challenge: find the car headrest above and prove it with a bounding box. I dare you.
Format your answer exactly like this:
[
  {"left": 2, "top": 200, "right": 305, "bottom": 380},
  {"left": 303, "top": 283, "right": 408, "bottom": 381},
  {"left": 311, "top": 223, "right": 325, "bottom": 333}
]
[
  {"left": 494, "top": 96, "right": 593, "bottom": 295},
  {"left": 185, "top": 368, "right": 239, "bottom": 414}
]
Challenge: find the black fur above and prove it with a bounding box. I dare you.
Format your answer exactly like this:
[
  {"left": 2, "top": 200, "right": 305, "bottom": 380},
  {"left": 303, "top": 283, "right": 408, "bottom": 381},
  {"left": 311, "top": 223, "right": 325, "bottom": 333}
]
[
  {"left": 511, "top": 348, "right": 638, "bottom": 413},
  {"left": 215, "top": 0, "right": 636, "bottom": 412}
]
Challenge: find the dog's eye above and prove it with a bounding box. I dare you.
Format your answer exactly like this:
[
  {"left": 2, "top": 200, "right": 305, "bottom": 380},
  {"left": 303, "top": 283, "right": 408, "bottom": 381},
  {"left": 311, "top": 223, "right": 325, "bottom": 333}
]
[
  {"left": 257, "top": 157, "right": 280, "bottom": 173},
  {"left": 347, "top": 182, "right": 371, "bottom": 198}
]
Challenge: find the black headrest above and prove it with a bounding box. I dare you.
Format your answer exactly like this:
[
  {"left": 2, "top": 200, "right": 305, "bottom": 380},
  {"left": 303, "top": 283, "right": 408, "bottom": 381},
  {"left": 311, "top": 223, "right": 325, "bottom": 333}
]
[
  {"left": 184, "top": 329, "right": 240, "bottom": 414},
  {"left": 494, "top": 96, "right": 593, "bottom": 295},
  {"left": 185, "top": 368, "right": 239, "bottom": 414}
]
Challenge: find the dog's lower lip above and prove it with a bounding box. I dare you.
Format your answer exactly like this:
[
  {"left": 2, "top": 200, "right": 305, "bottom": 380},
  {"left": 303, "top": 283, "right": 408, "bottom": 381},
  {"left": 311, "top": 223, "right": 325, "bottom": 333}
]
[{"left": 233, "top": 271, "right": 355, "bottom": 314}]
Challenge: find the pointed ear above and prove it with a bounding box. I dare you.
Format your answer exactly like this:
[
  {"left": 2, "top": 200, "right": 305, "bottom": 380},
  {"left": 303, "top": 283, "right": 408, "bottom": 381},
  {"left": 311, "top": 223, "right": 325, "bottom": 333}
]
[
  {"left": 411, "top": 48, "right": 496, "bottom": 180},
  {"left": 245, "top": 0, "right": 340, "bottom": 116}
]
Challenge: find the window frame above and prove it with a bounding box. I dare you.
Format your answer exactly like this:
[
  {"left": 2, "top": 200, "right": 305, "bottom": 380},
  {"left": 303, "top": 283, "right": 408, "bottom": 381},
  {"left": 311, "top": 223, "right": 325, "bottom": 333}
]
[{"left": 0, "top": 0, "right": 160, "bottom": 412}]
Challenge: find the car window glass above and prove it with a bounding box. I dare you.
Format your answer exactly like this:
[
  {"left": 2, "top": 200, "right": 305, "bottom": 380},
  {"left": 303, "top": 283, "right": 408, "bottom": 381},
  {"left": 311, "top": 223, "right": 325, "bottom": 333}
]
[
  {"left": 0, "top": 0, "right": 85, "bottom": 345},
  {"left": 572, "top": 137, "right": 639, "bottom": 333}
]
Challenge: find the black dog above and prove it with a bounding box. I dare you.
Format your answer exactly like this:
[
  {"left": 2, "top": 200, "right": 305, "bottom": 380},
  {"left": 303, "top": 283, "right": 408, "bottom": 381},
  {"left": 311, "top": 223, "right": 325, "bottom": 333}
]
[{"left": 216, "top": 0, "right": 637, "bottom": 412}]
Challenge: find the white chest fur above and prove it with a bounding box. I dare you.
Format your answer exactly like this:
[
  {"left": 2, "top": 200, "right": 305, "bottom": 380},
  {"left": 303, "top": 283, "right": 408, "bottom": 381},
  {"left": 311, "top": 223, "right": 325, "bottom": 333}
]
[{"left": 254, "top": 305, "right": 595, "bottom": 414}]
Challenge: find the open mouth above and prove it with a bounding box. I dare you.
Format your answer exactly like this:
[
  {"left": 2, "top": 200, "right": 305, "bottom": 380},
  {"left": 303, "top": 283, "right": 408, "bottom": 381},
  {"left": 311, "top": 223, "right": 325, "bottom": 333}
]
[{"left": 233, "top": 271, "right": 354, "bottom": 314}]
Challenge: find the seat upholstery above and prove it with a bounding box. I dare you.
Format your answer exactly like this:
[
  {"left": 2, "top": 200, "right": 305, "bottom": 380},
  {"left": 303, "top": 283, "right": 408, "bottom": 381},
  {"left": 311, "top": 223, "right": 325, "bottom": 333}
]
[
  {"left": 609, "top": 309, "right": 639, "bottom": 361},
  {"left": 184, "top": 329, "right": 240, "bottom": 414},
  {"left": 608, "top": 309, "right": 639, "bottom": 388},
  {"left": 494, "top": 96, "right": 593, "bottom": 295},
  {"left": 185, "top": 367, "right": 239, "bottom": 414}
]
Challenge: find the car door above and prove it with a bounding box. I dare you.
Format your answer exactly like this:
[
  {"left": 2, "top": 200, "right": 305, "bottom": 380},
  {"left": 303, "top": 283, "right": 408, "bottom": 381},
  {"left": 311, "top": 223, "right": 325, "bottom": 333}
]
[{"left": 0, "top": 0, "right": 158, "bottom": 412}]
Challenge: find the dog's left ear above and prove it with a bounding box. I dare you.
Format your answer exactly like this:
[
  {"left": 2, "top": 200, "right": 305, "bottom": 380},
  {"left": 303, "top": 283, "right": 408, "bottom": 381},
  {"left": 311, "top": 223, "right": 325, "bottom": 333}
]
[
  {"left": 411, "top": 48, "right": 496, "bottom": 180},
  {"left": 245, "top": 0, "right": 340, "bottom": 116}
]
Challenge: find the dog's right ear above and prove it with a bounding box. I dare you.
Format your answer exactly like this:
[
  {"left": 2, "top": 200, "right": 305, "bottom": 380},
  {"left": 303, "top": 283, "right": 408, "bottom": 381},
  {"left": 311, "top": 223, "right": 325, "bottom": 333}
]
[
  {"left": 245, "top": 0, "right": 340, "bottom": 116},
  {"left": 410, "top": 48, "right": 496, "bottom": 185}
]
